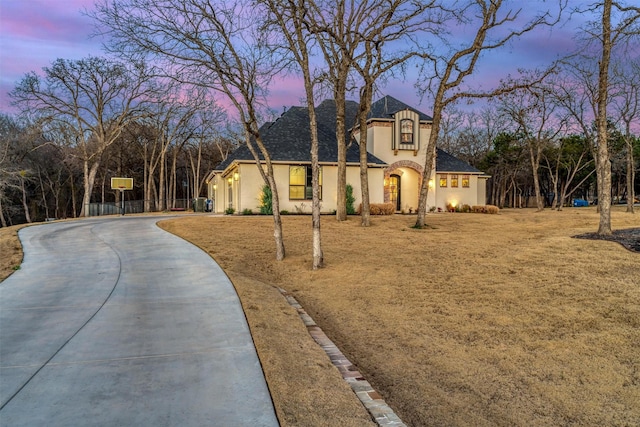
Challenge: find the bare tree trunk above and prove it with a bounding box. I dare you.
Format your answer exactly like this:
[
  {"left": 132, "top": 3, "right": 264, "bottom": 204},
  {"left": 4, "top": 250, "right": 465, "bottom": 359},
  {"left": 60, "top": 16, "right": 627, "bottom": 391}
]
[
  {"left": 528, "top": 145, "right": 544, "bottom": 211},
  {"left": 335, "top": 92, "right": 348, "bottom": 221},
  {"left": 158, "top": 150, "right": 166, "bottom": 211},
  {"left": 38, "top": 168, "right": 50, "bottom": 220},
  {"left": 80, "top": 160, "right": 100, "bottom": 217},
  {"left": 596, "top": 0, "right": 613, "bottom": 235},
  {"left": 625, "top": 137, "right": 635, "bottom": 213},
  {"left": 143, "top": 140, "right": 150, "bottom": 212},
  {"left": 357, "top": 84, "right": 374, "bottom": 227},
  {"left": 20, "top": 174, "right": 31, "bottom": 223},
  {"left": 416, "top": 114, "right": 440, "bottom": 227},
  {"left": 171, "top": 149, "right": 180, "bottom": 209},
  {"left": 69, "top": 170, "right": 78, "bottom": 218},
  {"left": 0, "top": 195, "right": 7, "bottom": 227}
]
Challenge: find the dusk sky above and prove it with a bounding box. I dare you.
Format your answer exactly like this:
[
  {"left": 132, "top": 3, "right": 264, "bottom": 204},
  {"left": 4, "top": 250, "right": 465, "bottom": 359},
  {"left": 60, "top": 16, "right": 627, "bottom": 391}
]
[{"left": 1, "top": 0, "right": 592, "bottom": 116}]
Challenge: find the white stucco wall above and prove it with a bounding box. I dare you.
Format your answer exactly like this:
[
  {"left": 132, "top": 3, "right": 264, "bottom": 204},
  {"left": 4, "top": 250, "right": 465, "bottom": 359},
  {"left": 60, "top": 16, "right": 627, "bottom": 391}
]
[
  {"left": 209, "top": 162, "right": 385, "bottom": 214},
  {"left": 435, "top": 173, "right": 485, "bottom": 210}
]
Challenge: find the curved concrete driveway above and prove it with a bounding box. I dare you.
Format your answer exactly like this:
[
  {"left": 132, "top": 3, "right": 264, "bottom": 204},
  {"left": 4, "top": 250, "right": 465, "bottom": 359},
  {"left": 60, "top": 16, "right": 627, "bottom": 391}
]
[{"left": 0, "top": 217, "right": 279, "bottom": 426}]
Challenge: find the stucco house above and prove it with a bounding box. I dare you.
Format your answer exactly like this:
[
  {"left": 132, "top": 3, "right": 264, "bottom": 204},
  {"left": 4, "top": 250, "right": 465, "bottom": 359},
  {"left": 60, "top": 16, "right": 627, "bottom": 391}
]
[{"left": 206, "top": 96, "right": 488, "bottom": 214}]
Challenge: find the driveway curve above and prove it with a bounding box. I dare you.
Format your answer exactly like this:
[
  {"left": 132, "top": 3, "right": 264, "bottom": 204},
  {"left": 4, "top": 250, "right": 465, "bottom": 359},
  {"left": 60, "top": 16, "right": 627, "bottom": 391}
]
[{"left": 0, "top": 216, "right": 279, "bottom": 427}]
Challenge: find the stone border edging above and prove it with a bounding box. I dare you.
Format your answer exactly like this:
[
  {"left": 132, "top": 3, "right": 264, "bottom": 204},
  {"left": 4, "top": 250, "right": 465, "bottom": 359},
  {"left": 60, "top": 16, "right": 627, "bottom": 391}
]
[{"left": 277, "top": 288, "right": 407, "bottom": 427}]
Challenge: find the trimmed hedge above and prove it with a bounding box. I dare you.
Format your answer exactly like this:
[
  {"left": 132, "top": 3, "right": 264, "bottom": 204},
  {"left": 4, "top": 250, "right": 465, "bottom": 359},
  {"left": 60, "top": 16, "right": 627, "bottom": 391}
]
[
  {"left": 471, "top": 205, "right": 500, "bottom": 214},
  {"left": 357, "top": 203, "right": 395, "bottom": 215}
]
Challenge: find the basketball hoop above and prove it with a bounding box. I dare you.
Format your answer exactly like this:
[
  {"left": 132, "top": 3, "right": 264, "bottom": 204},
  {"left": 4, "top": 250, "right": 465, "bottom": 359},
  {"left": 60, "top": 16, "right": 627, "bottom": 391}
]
[
  {"left": 111, "top": 177, "right": 133, "bottom": 216},
  {"left": 111, "top": 177, "right": 133, "bottom": 191}
]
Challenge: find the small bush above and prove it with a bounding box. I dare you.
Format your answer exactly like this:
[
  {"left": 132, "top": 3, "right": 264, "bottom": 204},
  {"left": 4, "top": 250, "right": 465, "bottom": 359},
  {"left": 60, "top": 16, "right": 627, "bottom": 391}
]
[
  {"left": 280, "top": 210, "right": 289, "bottom": 215},
  {"left": 345, "top": 184, "right": 356, "bottom": 215},
  {"left": 242, "top": 208, "right": 253, "bottom": 215},
  {"left": 469, "top": 205, "right": 499, "bottom": 214},
  {"left": 461, "top": 204, "right": 471, "bottom": 213},
  {"left": 357, "top": 203, "right": 395, "bottom": 215},
  {"left": 225, "top": 207, "right": 235, "bottom": 215},
  {"left": 485, "top": 205, "right": 499, "bottom": 214},
  {"left": 260, "top": 185, "right": 273, "bottom": 215}
]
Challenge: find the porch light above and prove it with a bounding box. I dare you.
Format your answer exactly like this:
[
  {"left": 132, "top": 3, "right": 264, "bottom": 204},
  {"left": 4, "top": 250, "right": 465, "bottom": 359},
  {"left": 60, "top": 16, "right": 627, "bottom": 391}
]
[
  {"left": 213, "top": 184, "right": 217, "bottom": 190},
  {"left": 428, "top": 179, "right": 434, "bottom": 189},
  {"left": 233, "top": 171, "right": 239, "bottom": 181},
  {"left": 228, "top": 177, "right": 233, "bottom": 185}
]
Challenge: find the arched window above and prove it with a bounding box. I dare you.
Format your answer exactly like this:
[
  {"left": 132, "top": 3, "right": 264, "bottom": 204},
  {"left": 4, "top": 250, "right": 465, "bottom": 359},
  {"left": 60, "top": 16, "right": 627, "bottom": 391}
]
[{"left": 400, "top": 119, "right": 413, "bottom": 144}]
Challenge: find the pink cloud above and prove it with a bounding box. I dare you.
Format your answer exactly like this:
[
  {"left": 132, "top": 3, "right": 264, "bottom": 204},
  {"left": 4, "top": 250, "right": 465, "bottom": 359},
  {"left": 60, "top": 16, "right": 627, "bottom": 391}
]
[{"left": 0, "top": 0, "right": 103, "bottom": 112}]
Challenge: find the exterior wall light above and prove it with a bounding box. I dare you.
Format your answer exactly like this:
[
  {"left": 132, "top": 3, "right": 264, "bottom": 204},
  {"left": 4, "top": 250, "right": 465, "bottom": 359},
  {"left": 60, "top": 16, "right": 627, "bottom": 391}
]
[
  {"left": 227, "top": 177, "right": 233, "bottom": 185},
  {"left": 233, "top": 171, "right": 239, "bottom": 181}
]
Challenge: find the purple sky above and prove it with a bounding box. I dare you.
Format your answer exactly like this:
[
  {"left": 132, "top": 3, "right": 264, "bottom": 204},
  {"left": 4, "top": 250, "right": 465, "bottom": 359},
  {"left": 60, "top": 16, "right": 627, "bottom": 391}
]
[{"left": 1, "top": 0, "right": 588, "bottom": 115}]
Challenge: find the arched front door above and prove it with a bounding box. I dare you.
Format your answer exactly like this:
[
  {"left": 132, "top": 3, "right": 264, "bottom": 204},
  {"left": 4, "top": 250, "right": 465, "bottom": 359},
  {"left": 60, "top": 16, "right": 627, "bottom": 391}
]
[{"left": 389, "top": 174, "right": 401, "bottom": 211}]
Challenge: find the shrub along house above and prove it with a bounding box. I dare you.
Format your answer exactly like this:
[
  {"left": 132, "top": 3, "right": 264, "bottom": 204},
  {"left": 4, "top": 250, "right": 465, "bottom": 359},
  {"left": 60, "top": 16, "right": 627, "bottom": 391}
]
[{"left": 206, "top": 96, "right": 488, "bottom": 214}]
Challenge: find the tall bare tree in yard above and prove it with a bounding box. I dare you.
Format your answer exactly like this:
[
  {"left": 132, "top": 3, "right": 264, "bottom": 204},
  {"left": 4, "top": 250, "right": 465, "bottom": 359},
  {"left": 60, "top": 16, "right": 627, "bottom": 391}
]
[
  {"left": 306, "top": 0, "right": 434, "bottom": 223},
  {"left": 414, "top": 0, "right": 562, "bottom": 227},
  {"left": 94, "top": 0, "right": 286, "bottom": 260},
  {"left": 304, "top": 0, "right": 358, "bottom": 222},
  {"left": 582, "top": 0, "right": 640, "bottom": 234},
  {"left": 348, "top": 1, "right": 438, "bottom": 226},
  {"left": 261, "top": 0, "right": 325, "bottom": 268},
  {"left": 10, "top": 57, "right": 155, "bottom": 217}
]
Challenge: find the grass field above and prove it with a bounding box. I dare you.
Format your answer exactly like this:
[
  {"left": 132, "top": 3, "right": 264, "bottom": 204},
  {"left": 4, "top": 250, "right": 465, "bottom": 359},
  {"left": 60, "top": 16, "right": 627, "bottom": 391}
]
[{"left": 2, "top": 207, "right": 639, "bottom": 426}]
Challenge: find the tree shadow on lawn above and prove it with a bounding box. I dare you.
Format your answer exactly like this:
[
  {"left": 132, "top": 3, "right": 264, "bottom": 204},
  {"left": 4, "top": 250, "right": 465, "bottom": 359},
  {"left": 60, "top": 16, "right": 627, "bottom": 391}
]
[{"left": 574, "top": 227, "right": 640, "bottom": 253}]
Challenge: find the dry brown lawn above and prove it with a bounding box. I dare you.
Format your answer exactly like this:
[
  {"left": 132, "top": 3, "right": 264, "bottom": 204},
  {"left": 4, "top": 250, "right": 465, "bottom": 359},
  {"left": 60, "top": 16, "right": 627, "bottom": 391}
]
[
  {"left": 2, "top": 208, "right": 639, "bottom": 426},
  {"left": 0, "top": 224, "right": 25, "bottom": 279}
]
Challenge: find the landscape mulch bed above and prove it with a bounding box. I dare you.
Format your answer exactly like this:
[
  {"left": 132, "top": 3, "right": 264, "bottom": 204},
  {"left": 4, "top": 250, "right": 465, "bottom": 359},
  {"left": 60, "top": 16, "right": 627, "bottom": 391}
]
[{"left": 575, "top": 227, "right": 640, "bottom": 252}]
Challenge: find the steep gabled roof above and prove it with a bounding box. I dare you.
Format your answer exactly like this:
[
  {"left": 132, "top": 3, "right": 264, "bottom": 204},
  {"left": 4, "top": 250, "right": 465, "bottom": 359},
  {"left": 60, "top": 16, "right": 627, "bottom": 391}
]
[
  {"left": 215, "top": 99, "right": 386, "bottom": 171},
  {"left": 436, "top": 148, "right": 482, "bottom": 173},
  {"left": 368, "top": 95, "right": 432, "bottom": 122}
]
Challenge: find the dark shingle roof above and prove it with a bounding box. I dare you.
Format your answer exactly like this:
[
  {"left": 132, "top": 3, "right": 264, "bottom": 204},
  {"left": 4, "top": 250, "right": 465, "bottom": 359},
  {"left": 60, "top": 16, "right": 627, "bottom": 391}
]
[
  {"left": 436, "top": 148, "right": 482, "bottom": 173},
  {"left": 368, "top": 95, "right": 432, "bottom": 122},
  {"left": 215, "top": 99, "right": 386, "bottom": 171},
  {"left": 216, "top": 97, "right": 481, "bottom": 174}
]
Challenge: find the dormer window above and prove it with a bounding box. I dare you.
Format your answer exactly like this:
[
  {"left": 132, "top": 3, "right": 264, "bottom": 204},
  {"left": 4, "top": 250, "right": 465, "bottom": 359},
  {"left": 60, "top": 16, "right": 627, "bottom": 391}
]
[
  {"left": 393, "top": 110, "right": 420, "bottom": 153},
  {"left": 400, "top": 119, "right": 414, "bottom": 144}
]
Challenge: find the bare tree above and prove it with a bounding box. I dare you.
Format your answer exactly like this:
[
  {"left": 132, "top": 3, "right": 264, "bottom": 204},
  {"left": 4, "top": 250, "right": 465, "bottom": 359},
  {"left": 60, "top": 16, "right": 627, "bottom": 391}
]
[
  {"left": 10, "top": 57, "right": 155, "bottom": 217},
  {"left": 541, "top": 135, "right": 594, "bottom": 210},
  {"left": 348, "top": 1, "right": 439, "bottom": 227},
  {"left": 261, "top": 0, "right": 325, "bottom": 268},
  {"left": 304, "top": 0, "right": 359, "bottom": 222},
  {"left": 304, "top": 0, "right": 435, "bottom": 223},
  {"left": 439, "top": 106, "right": 508, "bottom": 167},
  {"left": 497, "top": 78, "right": 567, "bottom": 211},
  {"left": 94, "top": 0, "right": 287, "bottom": 260},
  {"left": 580, "top": 0, "right": 640, "bottom": 234},
  {"left": 611, "top": 57, "right": 639, "bottom": 213},
  {"left": 414, "top": 1, "right": 562, "bottom": 227}
]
